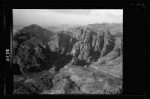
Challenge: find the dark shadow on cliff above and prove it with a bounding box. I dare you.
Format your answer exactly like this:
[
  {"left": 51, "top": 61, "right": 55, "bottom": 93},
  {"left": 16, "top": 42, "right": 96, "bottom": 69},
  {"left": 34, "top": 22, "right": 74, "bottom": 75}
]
[{"left": 50, "top": 52, "right": 73, "bottom": 71}]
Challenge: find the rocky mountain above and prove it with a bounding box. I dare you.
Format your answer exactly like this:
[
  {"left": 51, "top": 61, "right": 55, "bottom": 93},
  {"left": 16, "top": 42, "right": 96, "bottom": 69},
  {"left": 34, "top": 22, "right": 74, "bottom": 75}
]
[
  {"left": 13, "top": 23, "right": 123, "bottom": 94},
  {"left": 13, "top": 24, "right": 54, "bottom": 74}
]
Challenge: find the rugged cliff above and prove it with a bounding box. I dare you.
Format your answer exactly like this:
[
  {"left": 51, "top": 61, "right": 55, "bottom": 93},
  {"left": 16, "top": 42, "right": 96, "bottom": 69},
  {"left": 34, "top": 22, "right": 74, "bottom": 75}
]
[{"left": 13, "top": 23, "right": 123, "bottom": 94}]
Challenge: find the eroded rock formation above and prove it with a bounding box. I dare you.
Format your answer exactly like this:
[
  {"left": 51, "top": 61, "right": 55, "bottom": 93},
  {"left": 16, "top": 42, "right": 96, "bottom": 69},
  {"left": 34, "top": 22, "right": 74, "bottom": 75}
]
[{"left": 13, "top": 23, "right": 123, "bottom": 94}]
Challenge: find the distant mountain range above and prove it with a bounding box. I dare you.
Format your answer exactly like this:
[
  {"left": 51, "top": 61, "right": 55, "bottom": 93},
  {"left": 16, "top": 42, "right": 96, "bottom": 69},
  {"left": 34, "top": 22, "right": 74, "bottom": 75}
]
[
  {"left": 14, "top": 23, "right": 122, "bottom": 35},
  {"left": 47, "top": 24, "right": 83, "bottom": 33}
]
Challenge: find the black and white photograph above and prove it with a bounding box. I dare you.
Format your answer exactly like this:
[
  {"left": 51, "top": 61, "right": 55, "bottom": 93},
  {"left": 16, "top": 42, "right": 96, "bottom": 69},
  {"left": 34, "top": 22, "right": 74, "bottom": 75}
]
[{"left": 12, "top": 9, "right": 123, "bottom": 94}]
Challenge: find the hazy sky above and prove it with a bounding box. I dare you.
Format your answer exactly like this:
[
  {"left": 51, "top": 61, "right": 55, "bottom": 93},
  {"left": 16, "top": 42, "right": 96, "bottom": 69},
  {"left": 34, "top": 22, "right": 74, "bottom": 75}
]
[{"left": 13, "top": 9, "right": 123, "bottom": 26}]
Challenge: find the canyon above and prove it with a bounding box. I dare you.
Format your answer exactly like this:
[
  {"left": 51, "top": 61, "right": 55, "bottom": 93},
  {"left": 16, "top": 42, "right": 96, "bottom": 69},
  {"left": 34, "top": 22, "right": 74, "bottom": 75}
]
[{"left": 13, "top": 23, "right": 123, "bottom": 94}]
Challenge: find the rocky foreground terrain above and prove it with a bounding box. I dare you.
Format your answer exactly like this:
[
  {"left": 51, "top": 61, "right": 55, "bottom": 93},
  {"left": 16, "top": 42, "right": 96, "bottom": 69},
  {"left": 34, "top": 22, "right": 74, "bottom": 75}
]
[{"left": 13, "top": 23, "right": 123, "bottom": 94}]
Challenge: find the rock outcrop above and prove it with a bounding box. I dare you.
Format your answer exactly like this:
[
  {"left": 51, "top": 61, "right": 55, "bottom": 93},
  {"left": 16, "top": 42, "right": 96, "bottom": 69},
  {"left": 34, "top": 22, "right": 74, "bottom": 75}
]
[{"left": 47, "top": 65, "right": 122, "bottom": 94}]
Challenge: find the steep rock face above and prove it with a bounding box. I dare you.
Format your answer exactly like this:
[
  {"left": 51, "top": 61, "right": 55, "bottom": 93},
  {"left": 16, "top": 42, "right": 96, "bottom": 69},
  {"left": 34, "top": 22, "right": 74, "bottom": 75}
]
[
  {"left": 70, "top": 28, "right": 116, "bottom": 66},
  {"left": 48, "top": 31, "right": 77, "bottom": 55},
  {"left": 47, "top": 31, "right": 77, "bottom": 71},
  {"left": 100, "top": 30, "right": 115, "bottom": 57},
  {"left": 91, "top": 36, "right": 122, "bottom": 66},
  {"left": 70, "top": 28, "right": 98, "bottom": 63},
  {"left": 46, "top": 25, "right": 121, "bottom": 68}
]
